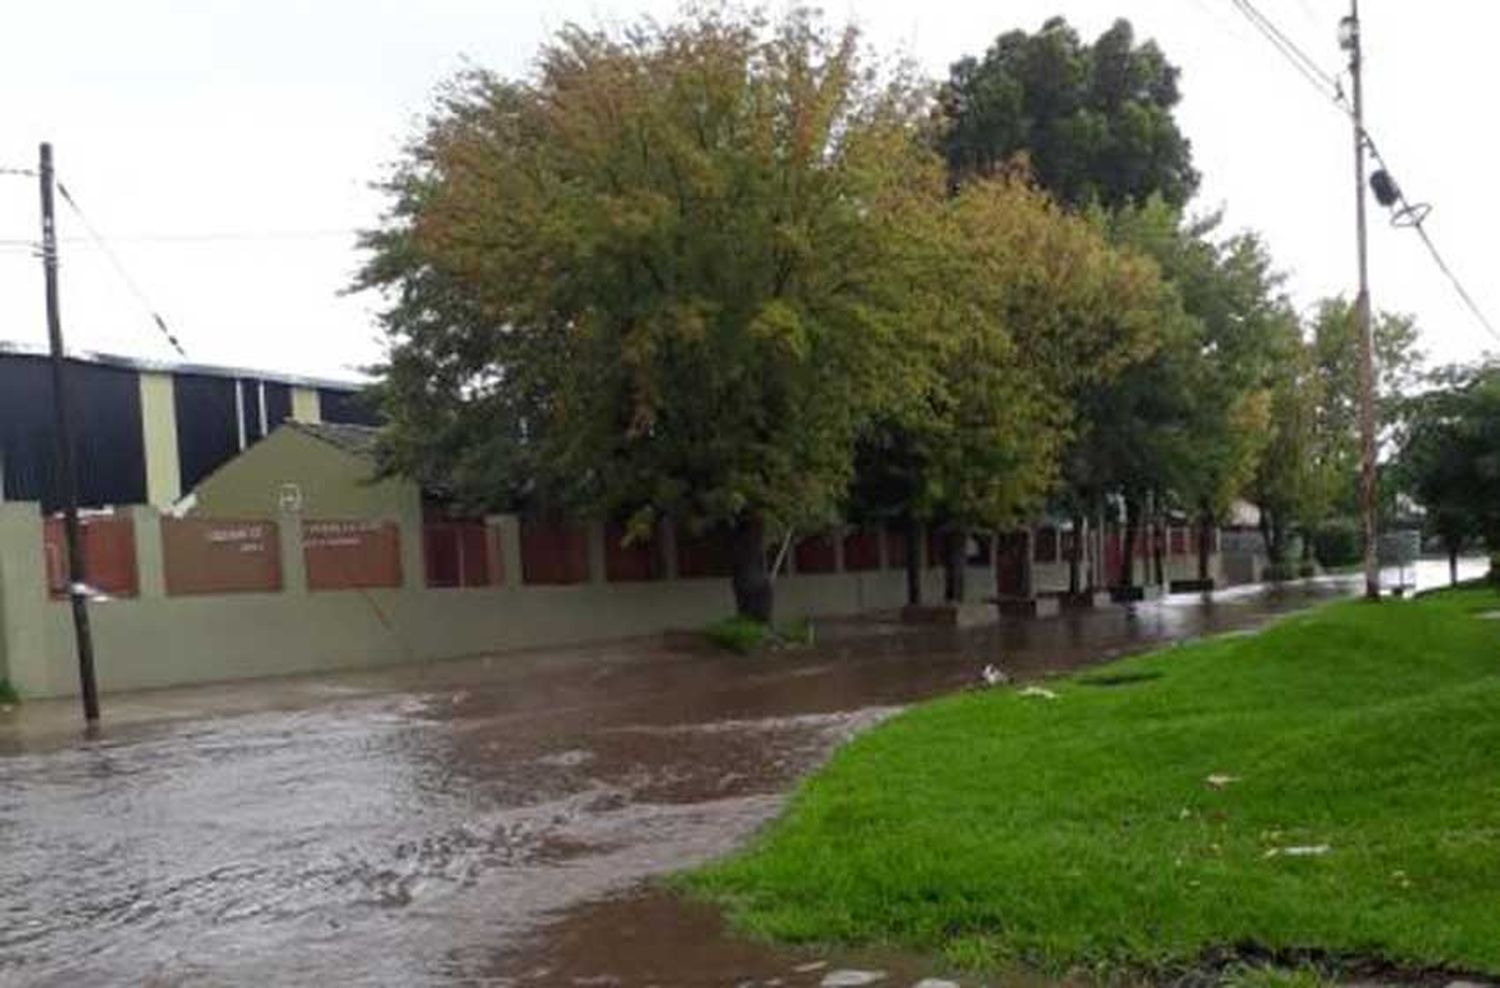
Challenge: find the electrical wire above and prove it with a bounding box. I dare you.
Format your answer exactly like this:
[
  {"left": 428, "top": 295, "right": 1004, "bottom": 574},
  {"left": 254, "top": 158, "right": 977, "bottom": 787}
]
[
  {"left": 0, "top": 167, "right": 36, "bottom": 178},
  {"left": 1225, "top": 0, "right": 1500, "bottom": 346},
  {"left": 53, "top": 180, "right": 188, "bottom": 358},
  {"left": 1229, "top": 0, "right": 1342, "bottom": 99}
]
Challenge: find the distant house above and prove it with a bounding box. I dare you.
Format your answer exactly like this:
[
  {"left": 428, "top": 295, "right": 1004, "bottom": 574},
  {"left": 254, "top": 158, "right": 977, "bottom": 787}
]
[{"left": 0, "top": 344, "right": 377, "bottom": 511}]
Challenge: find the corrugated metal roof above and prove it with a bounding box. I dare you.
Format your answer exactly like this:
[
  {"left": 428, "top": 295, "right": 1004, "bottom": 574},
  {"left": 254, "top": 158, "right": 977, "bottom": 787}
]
[{"left": 0, "top": 340, "right": 368, "bottom": 391}]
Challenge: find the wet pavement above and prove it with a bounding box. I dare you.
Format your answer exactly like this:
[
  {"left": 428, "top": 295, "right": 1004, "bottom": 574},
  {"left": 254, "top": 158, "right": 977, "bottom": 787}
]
[{"left": 0, "top": 563, "right": 1482, "bottom": 987}]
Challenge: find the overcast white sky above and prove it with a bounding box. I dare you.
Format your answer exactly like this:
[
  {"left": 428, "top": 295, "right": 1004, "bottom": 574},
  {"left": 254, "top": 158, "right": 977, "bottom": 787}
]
[{"left": 1, "top": 1, "right": 1494, "bottom": 381}]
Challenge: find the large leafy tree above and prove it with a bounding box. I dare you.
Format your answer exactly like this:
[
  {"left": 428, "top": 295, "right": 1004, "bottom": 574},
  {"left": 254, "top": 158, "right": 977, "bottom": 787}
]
[
  {"left": 1395, "top": 364, "right": 1500, "bottom": 584},
  {"left": 359, "top": 10, "right": 939, "bottom": 621},
  {"left": 1307, "top": 297, "right": 1425, "bottom": 523},
  {"left": 1247, "top": 337, "right": 1324, "bottom": 566},
  {"left": 853, "top": 176, "right": 1165, "bottom": 603},
  {"left": 941, "top": 17, "right": 1198, "bottom": 209},
  {"left": 1071, "top": 202, "right": 1289, "bottom": 589}
]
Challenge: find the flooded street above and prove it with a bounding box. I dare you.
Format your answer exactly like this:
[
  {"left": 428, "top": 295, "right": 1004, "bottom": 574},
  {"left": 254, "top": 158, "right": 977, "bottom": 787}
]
[{"left": 0, "top": 563, "right": 1481, "bottom": 987}]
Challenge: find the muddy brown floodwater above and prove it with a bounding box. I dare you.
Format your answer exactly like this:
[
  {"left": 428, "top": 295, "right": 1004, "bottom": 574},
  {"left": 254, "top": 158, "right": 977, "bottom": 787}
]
[{"left": 0, "top": 564, "right": 1481, "bottom": 987}]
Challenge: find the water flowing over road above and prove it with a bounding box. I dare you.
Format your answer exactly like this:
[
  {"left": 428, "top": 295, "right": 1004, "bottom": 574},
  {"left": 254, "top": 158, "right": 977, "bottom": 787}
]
[{"left": 0, "top": 563, "right": 1480, "bottom": 986}]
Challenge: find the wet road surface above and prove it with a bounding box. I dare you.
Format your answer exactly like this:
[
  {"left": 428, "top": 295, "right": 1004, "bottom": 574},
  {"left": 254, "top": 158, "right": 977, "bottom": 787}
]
[{"left": 0, "top": 564, "right": 1480, "bottom": 986}]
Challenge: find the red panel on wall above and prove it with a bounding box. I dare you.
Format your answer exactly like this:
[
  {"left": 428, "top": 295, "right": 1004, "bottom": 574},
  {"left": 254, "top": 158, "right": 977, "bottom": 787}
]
[
  {"left": 885, "top": 527, "right": 909, "bottom": 569},
  {"left": 303, "top": 520, "right": 403, "bottom": 591},
  {"left": 995, "top": 530, "right": 1027, "bottom": 596},
  {"left": 163, "top": 518, "right": 282, "bottom": 595},
  {"left": 927, "top": 529, "right": 945, "bottom": 569},
  {"left": 424, "top": 521, "right": 495, "bottom": 589},
  {"left": 793, "top": 534, "right": 837, "bottom": 574},
  {"left": 520, "top": 520, "right": 589, "bottom": 585},
  {"left": 1105, "top": 530, "right": 1124, "bottom": 585},
  {"left": 1170, "top": 527, "right": 1188, "bottom": 556},
  {"left": 44, "top": 515, "right": 139, "bottom": 599},
  {"left": 1033, "top": 527, "right": 1059, "bottom": 564},
  {"left": 842, "top": 530, "right": 880, "bottom": 572},
  {"left": 605, "top": 521, "right": 660, "bottom": 582}
]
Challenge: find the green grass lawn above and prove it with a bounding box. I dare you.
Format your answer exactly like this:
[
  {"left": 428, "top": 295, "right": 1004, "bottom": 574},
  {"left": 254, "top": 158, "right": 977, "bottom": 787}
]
[{"left": 688, "top": 589, "right": 1500, "bottom": 979}]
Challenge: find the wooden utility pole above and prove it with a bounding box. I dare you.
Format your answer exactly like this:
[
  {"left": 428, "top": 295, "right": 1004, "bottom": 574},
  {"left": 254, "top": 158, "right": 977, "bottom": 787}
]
[
  {"left": 39, "top": 141, "right": 101, "bottom": 723},
  {"left": 1344, "top": 2, "right": 1380, "bottom": 601}
]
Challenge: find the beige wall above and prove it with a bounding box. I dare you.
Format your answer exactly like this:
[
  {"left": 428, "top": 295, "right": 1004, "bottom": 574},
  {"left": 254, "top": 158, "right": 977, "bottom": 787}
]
[
  {"left": 187, "top": 426, "right": 418, "bottom": 522},
  {"left": 0, "top": 501, "right": 993, "bottom": 699},
  {"left": 290, "top": 387, "right": 321, "bottom": 424},
  {"left": 138, "top": 370, "right": 182, "bottom": 508}
]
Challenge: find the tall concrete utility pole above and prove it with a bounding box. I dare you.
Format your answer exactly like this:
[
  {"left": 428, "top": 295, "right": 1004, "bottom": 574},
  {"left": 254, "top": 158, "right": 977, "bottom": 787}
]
[
  {"left": 39, "top": 142, "right": 101, "bottom": 723},
  {"left": 1342, "top": 1, "right": 1380, "bottom": 601}
]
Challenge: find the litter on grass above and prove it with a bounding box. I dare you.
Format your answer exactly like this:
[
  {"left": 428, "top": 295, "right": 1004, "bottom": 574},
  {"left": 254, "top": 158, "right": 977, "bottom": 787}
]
[
  {"left": 1264, "top": 845, "right": 1331, "bottom": 858},
  {"left": 1017, "top": 685, "right": 1058, "bottom": 700},
  {"left": 1205, "top": 773, "right": 1239, "bottom": 789},
  {"left": 980, "top": 664, "right": 1011, "bottom": 687}
]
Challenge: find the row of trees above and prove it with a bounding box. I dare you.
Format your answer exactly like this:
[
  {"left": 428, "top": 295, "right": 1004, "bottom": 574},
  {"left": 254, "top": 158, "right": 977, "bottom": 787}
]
[
  {"left": 1395, "top": 364, "right": 1500, "bottom": 583},
  {"left": 358, "top": 9, "right": 1419, "bottom": 619}
]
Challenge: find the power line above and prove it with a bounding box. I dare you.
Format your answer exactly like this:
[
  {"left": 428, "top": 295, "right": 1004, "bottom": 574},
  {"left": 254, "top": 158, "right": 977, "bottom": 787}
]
[
  {"left": 1224, "top": 0, "right": 1500, "bottom": 347},
  {"left": 1, "top": 229, "right": 358, "bottom": 247},
  {"left": 0, "top": 166, "right": 37, "bottom": 178},
  {"left": 1229, "top": 0, "right": 1342, "bottom": 100},
  {"left": 54, "top": 179, "right": 187, "bottom": 358}
]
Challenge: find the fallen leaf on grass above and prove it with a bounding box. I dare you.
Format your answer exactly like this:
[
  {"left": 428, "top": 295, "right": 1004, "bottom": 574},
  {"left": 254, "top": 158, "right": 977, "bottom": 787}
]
[{"left": 1205, "top": 773, "right": 1238, "bottom": 789}]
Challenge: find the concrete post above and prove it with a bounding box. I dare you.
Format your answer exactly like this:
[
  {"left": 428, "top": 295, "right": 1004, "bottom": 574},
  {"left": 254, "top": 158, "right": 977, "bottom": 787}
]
[
  {"left": 397, "top": 497, "right": 426, "bottom": 593},
  {"left": 278, "top": 513, "right": 308, "bottom": 595},
  {"left": 1022, "top": 525, "right": 1035, "bottom": 599},
  {"left": 0, "top": 503, "right": 52, "bottom": 696},
  {"left": 659, "top": 519, "right": 679, "bottom": 581},
  {"left": 128, "top": 506, "right": 166, "bottom": 599},
  {"left": 586, "top": 519, "right": 607, "bottom": 585},
  {"left": 483, "top": 516, "right": 507, "bottom": 587},
  {"left": 832, "top": 529, "right": 845, "bottom": 573},
  {"left": 493, "top": 514, "right": 523, "bottom": 588}
]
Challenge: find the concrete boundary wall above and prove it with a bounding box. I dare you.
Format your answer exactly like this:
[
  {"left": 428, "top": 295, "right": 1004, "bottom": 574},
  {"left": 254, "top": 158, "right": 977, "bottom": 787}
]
[{"left": 0, "top": 503, "right": 985, "bottom": 699}]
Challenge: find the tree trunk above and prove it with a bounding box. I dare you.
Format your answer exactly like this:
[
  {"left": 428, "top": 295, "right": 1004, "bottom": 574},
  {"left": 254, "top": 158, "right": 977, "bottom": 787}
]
[
  {"left": 1197, "top": 505, "right": 1213, "bottom": 582},
  {"left": 943, "top": 528, "right": 967, "bottom": 603},
  {"left": 1068, "top": 513, "right": 1083, "bottom": 595},
  {"left": 1449, "top": 541, "right": 1459, "bottom": 587},
  {"left": 1151, "top": 512, "right": 1165, "bottom": 588},
  {"left": 904, "top": 515, "right": 922, "bottom": 606},
  {"left": 1258, "top": 509, "right": 1282, "bottom": 566},
  {"left": 1121, "top": 498, "right": 1140, "bottom": 589},
  {"left": 730, "top": 515, "right": 772, "bottom": 623}
]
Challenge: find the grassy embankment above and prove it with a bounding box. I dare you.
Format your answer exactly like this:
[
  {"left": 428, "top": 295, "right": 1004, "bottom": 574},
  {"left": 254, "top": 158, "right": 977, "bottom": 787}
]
[{"left": 689, "top": 588, "right": 1500, "bottom": 979}]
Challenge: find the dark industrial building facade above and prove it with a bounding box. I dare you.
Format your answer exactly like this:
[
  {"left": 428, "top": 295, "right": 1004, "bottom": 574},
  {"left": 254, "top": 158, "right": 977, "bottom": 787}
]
[{"left": 0, "top": 345, "right": 377, "bottom": 510}]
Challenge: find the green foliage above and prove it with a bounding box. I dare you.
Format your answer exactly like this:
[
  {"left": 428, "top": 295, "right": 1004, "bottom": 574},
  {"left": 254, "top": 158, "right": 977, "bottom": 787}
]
[
  {"left": 1261, "top": 560, "right": 1300, "bottom": 582},
  {"left": 942, "top": 18, "right": 1198, "bottom": 209},
  {"left": 1310, "top": 520, "right": 1361, "bottom": 568},
  {"left": 704, "top": 616, "right": 773, "bottom": 654},
  {"left": 864, "top": 177, "right": 1167, "bottom": 538},
  {"left": 1306, "top": 298, "right": 1425, "bottom": 520},
  {"left": 1394, "top": 363, "right": 1500, "bottom": 550},
  {"left": 0, "top": 680, "right": 16, "bottom": 705},
  {"left": 703, "top": 615, "right": 813, "bottom": 654},
  {"left": 361, "top": 8, "right": 934, "bottom": 538},
  {"left": 690, "top": 590, "right": 1500, "bottom": 977}
]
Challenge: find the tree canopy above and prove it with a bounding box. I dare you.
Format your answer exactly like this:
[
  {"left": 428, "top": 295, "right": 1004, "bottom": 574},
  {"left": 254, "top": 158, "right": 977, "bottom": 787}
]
[
  {"left": 941, "top": 17, "right": 1198, "bottom": 209},
  {"left": 359, "top": 8, "right": 1174, "bottom": 618}
]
